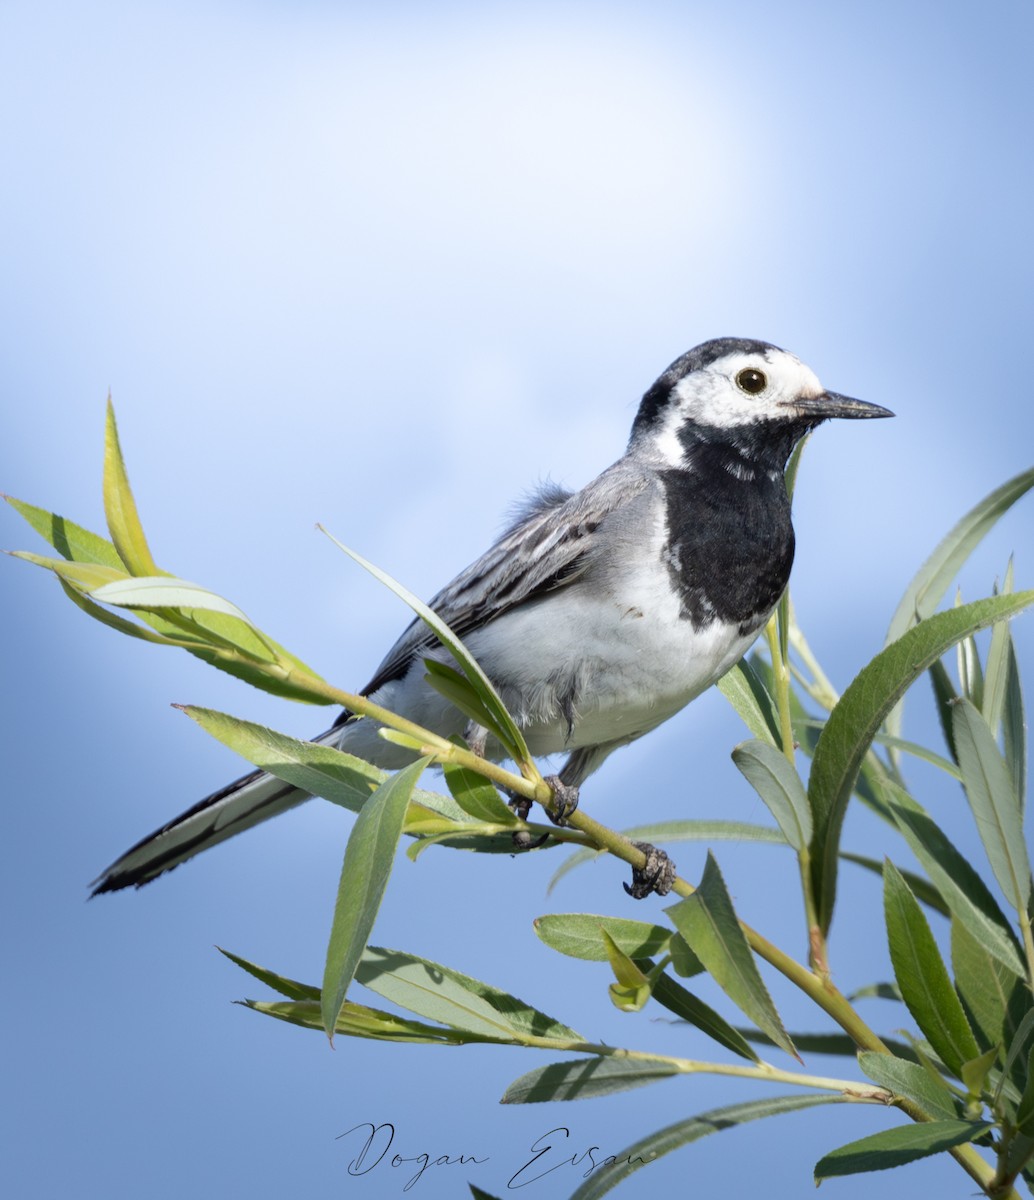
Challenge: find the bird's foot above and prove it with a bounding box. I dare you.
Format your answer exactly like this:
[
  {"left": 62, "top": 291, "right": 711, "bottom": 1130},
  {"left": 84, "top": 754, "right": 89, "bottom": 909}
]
[
  {"left": 542, "top": 775, "right": 580, "bottom": 826},
  {"left": 507, "top": 794, "right": 550, "bottom": 851},
  {"left": 624, "top": 840, "right": 677, "bottom": 899},
  {"left": 506, "top": 775, "right": 579, "bottom": 850}
]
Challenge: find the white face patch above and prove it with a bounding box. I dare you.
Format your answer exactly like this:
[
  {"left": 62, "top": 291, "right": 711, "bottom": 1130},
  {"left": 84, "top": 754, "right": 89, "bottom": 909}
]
[{"left": 649, "top": 347, "right": 826, "bottom": 467}]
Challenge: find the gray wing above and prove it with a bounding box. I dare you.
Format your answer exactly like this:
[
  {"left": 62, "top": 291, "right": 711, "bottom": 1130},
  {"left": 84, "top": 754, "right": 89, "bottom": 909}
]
[{"left": 351, "top": 466, "right": 644, "bottom": 701}]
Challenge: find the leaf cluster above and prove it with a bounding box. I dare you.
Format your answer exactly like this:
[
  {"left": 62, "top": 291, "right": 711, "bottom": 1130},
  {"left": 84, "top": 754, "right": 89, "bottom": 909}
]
[{"left": 7, "top": 411, "right": 1034, "bottom": 1197}]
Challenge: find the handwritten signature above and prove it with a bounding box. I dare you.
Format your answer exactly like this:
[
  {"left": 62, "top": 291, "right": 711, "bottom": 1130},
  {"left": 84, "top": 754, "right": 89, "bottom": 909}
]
[{"left": 337, "top": 1121, "right": 653, "bottom": 1191}]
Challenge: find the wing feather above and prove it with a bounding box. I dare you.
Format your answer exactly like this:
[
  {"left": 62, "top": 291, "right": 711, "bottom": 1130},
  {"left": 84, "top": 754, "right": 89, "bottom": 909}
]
[{"left": 352, "top": 468, "right": 640, "bottom": 701}]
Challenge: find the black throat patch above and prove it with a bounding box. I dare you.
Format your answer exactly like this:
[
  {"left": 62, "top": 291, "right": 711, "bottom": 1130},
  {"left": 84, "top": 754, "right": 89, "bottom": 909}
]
[{"left": 659, "top": 437, "right": 797, "bottom": 634}]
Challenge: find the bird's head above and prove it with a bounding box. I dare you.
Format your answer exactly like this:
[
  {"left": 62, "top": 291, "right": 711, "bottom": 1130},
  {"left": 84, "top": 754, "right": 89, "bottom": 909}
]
[{"left": 630, "top": 338, "right": 893, "bottom": 471}]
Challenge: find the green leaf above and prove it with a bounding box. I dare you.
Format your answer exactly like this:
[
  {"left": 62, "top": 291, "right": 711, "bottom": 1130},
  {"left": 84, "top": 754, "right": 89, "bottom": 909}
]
[
  {"left": 1000, "top": 1011, "right": 1034, "bottom": 1105},
  {"left": 468, "top": 1186, "right": 504, "bottom": 1200},
  {"left": 533, "top": 913, "right": 676, "bottom": 963},
  {"left": 929, "top": 657, "right": 960, "bottom": 762},
  {"left": 424, "top": 659, "right": 514, "bottom": 753},
  {"left": 883, "top": 467, "right": 1034, "bottom": 752},
  {"left": 740, "top": 1028, "right": 917, "bottom": 1059},
  {"left": 952, "top": 698, "right": 1032, "bottom": 912},
  {"left": 355, "top": 946, "right": 582, "bottom": 1042},
  {"left": 90, "top": 575, "right": 264, "bottom": 627},
  {"left": 848, "top": 981, "right": 903, "bottom": 1003},
  {"left": 218, "top": 948, "right": 321, "bottom": 1001},
  {"left": 857, "top": 1051, "right": 959, "bottom": 1120},
  {"left": 565, "top": 1095, "right": 844, "bottom": 1200},
  {"left": 501, "top": 1056, "right": 678, "bottom": 1103},
  {"left": 957, "top": 625, "right": 985, "bottom": 711},
  {"left": 885, "top": 785, "right": 1024, "bottom": 974},
  {"left": 58, "top": 577, "right": 188, "bottom": 646},
  {"left": 442, "top": 760, "right": 518, "bottom": 825},
  {"left": 951, "top": 918, "right": 1028, "bottom": 1062},
  {"left": 666, "top": 853, "right": 796, "bottom": 1059},
  {"left": 321, "top": 758, "right": 431, "bottom": 1038},
  {"left": 731, "top": 739, "right": 810, "bottom": 849},
  {"left": 181, "top": 705, "right": 462, "bottom": 822},
  {"left": 808, "top": 591, "right": 1034, "bottom": 935},
  {"left": 103, "top": 398, "right": 160, "bottom": 575},
  {"left": 961, "top": 1045, "right": 1001, "bottom": 1099},
  {"left": 815, "top": 1119, "right": 993, "bottom": 1181},
  {"left": 243, "top": 997, "right": 486, "bottom": 1044},
  {"left": 983, "top": 559, "right": 1016, "bottom": 734},
  {"left": 1016, "top": 1046, "right": 1034, "bottom": 1136},
  {"left": 3, "top": 495, "right": 125, "bottom": 568},
  {"left": 1002, "top": 629, "right": 1028, "bottom": 809},
  {"left": 884, "top": 860, "right": 980, "bottom": 1075},
  {"left": 840, "top": 852, "right": 949, "bottom": 916},
  {"left": 320, "top": 527, "right": 531, "bottom": 764},
  {"left": 9, "top": 549, "right": 128, "bottom": 590},
  {"left": 645, "top": 968, "right": 759, "bottom": 1061},
  {"left": 885, "top": 467, "right": 1034, "bottom": 646},
  {"left": 717, "top": 659, "right": 780, "bottom": 745},
  {"left": 601, "top": 931, "right": 653, "bottom": 1012}
]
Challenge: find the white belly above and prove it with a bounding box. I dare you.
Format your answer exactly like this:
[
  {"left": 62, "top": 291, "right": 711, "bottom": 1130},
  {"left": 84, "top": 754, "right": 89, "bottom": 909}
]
[{"left": 340, "top": 560, "right": 763, "bottom": 767}]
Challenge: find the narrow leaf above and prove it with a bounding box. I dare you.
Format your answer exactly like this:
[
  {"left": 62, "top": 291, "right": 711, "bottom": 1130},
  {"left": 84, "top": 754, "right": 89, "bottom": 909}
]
[
  {"left": 502, "top": 1056, "right": 678, "bottom": 1104},
  {"left": 103, "top": 399, "right": 159, "bottom": 575},
  {"left": 533, "top": 914, "right": 675, "bottom": 964},
  {"left": 602, "top": 931, "right": 653, "bottom": 1012},
  {"left": 1016, "top": 1046, "right": 1034, "bottom": 1136},
  {"left": 319, "top": 527, "right": 530, "bottom": 763},
  {"left": 884, "top": 468, "right": 1034, "bottom": 749},
  {"left": 442, "top": 760, "right": 517, "bottom": 825},
  {"left": 952, "top": 698, "right": 1031, "bottom": 912},
  {"left": 951, "top": 918, "right": 1028, "bottom": 1062},
  {"left": 808, "top": 591, "right": 1034, "bottom": 934},
  {"left": 814, "top": 1119, "right": 992, "bottom": 1181},
  {"left": 960, "top": 1045, "right": 1001, "bottom": 1098},
  {"left": 566, "top": 1095, "right": 845, "bottom": 1200},
  {"left": 1002, "top": 630, "right": 1028, "bottom": 808},
  {"left": 90, "top": 575, "right": 261, "bottom": 626},
  {"left": 840, "top": 851, "right": 949, "bottom": 916},
  {"left": 857, "top": 1051, "right": 959, "bottom": 1120},
  {"left": 645, "top": 968, "right": 759, "bottom": 1061},
  {"left": 732, "top": 739, "right": 810, "bottom": 849},
  {"left": 983, "top": 559, "right": 1016, "bottom": 734},
  {"left": 666, "top": 853, "right": 796, "bottom": 1059},
  {"left": 10, "top": 550, "right": 127, "bottom": 590},
  {"left": 244, "top": 997, "right": 489, "bottom": 1044},
  {"left": 886, "top": 467, "right": 1034, "bottom": 645},
  {"left": 886, "top": 785, "right": 1024, "bottom": 974},
  {"left": 218, "top": 948, "right": 321, "bottom": 1001},
  {"left": 424, "top": 660, "right": 514, "bottom": 753},
  {"left": 355, "top": 946, "right": 582, "bottom": 1042},
  {"left": 884, "top": 860, "right": 980, "bottom": 1075},
  {"left": 4, "top": 495, "right": 124, "bottom": 567},
  {"left": 58, "top": 578, "right": 185, "bottom": 645},
  {"left": 321, "top": 758, "right": 431, "bottom": 1038},
  {"left": 181, "top": 706, "right": 462, "bottom": 822},
  {"left": 717, "top": 659, "right": 780, "bottom": 745}
]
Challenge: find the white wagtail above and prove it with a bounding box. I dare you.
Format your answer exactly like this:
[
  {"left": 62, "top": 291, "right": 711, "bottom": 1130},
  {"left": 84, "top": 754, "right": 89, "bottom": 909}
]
[{"left": 92, "top": 337, "right": 891, "bottom": 897}]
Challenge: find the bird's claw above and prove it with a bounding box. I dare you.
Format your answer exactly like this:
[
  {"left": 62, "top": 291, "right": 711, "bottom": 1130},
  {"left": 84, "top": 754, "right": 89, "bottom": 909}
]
[
  {"left": 507, "top": 793, "right": 550, "bottom": 851},
  {"left": 542, "top": 775, "right": 580, "bottom": 826},
  {"left": 623, "top": 839, "right": 677, "bottom": 899},
  {"left": 506, "top": 775, "right": 579, "bottom": 852}
]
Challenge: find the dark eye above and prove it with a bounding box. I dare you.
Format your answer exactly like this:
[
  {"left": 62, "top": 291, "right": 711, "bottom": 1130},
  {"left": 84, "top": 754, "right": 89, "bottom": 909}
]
[{"left": 736, "top": 368, "right": 768, "bottom": 395}]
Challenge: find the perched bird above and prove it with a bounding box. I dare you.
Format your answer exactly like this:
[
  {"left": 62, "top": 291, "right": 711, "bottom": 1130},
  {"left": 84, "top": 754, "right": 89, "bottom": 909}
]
[{"left": 92, "top": 337, "right": 891, "bottom": 896}]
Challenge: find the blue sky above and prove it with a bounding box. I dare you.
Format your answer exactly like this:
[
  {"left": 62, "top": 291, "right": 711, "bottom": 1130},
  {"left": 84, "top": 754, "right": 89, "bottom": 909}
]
[{"left": 3, "top": 2, "right": 1033, "bottom": 1198}]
